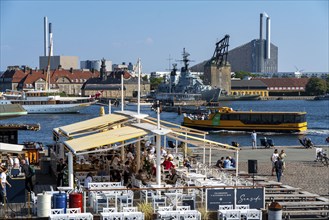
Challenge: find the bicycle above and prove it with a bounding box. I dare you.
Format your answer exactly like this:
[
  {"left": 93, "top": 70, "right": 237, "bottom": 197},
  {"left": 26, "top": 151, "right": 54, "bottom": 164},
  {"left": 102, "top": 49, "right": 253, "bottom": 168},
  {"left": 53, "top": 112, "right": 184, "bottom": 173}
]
[{"left": 316, "top": 150, "right": 329, "bottom": 167}]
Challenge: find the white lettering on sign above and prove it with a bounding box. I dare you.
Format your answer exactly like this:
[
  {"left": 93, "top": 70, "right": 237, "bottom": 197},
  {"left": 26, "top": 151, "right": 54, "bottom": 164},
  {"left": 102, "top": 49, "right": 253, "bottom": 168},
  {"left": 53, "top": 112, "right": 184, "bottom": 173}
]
[{"left": 238, "top": 194, "right": 261, "bottom": 203}]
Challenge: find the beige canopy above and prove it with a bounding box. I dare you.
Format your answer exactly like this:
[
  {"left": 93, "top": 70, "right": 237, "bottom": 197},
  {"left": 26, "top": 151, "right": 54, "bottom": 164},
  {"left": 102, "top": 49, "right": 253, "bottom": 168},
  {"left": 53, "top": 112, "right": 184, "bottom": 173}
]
[
  {"left": 55, "top": 114, "right": 128, "bottom": 138},
  {"left": 64, "top": 126, "right": 147, "bottom": 154}
]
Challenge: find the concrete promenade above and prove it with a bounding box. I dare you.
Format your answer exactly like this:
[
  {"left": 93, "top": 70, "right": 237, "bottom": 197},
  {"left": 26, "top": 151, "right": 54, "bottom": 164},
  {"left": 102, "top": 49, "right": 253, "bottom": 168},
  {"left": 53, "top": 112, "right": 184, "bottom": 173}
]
[{"left": 204, "top": 145, "right": 329, "bottom": 197}]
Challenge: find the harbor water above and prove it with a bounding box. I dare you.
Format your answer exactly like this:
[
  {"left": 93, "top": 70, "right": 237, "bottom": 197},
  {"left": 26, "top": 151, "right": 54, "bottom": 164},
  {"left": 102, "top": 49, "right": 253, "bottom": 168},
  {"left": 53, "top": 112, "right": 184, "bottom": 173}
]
[{"left": 1, "top": 100, "right": 328, "bottom": 147}]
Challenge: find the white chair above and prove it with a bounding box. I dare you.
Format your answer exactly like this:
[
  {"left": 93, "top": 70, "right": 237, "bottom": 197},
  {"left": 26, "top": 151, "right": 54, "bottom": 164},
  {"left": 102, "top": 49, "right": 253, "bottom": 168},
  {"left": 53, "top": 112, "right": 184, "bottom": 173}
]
[
  {"left": 176, "top": 205, "right": 190, "bottom": 211},
  {"left": 124, "top": 212, "right": 145, "bottom": 220},
  {"left": 66, "top": 207, "right": 81, "bottom": 213},
  {"left": 158, "top": 206, "right": 174, "bottom": 211},
  {"left": 218, "top": 205, "right": 234, "bottom": 210},
  {"left": 101, "top": 212, "right": 124, "bottom": 220},
  {"left": 50, "top": 208, "right": 64, "bottom": 214},
  {"left": 236, "top": 204, "right": 250, "bottom": 210},
  {"left": 152, "top": 195, "right": 166, "bottom": 211},
  {"left": 118, "top": 190, "right": 134, "bottom": 211},
  {"left": 122, "top": 206, "right": 138, "bottom": 212},
  {"left": 246, "top": 210, "right": 262, "bottom": 220},
  {"left": 158, "top": 211, "right": 180, "bottom": 220},
  {"left": 225, "top": 210, "right": 241, "bottom": 220},
  {"left": 103, "top": 207, "right": 117, "bottom": 213},
  {"left": 180, "top": 211, "right": 200, "bottom": 220}
]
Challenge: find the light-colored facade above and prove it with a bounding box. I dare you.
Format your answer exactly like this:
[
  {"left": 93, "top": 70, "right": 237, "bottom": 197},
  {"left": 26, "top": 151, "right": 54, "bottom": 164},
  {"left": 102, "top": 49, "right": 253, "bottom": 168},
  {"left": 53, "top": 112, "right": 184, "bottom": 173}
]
[{"left": 39, "top": 56, "right": 79, "bottom": 70}]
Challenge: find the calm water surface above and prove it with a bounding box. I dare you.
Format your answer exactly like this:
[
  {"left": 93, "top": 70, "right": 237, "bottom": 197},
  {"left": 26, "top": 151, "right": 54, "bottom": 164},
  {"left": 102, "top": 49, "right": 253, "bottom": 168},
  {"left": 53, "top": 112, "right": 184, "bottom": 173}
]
[{"left": 1, "top": 100, "right": 328, "bottom": 147}]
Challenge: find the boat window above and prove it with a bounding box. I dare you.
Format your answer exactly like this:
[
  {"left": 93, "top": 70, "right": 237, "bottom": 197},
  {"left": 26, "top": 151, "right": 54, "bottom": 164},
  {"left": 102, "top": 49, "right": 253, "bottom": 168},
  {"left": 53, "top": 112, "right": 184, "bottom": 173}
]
[
  {"left": 283, "top": 114, "right": 295, "bottom": 123},
  {"left": 295, "top": 114, "right": 306, "bottom": 123},
  {"left": 240, "top": 114, "right": 250, "bottom": 122},
  {"left": 220, "top": 114, "right": 229, "bottom": 120},
  {"left": 250, "top": 114, "right": 261, "bottom": 123},
  {"left": 272, "top": 114, "right": 283, "bottom": 124},
  {"left": 229, "top": 114, "right": 239, "bottom": 120},
  {"left": 261, "top": 114, "right": 272, "bottom": 123}
]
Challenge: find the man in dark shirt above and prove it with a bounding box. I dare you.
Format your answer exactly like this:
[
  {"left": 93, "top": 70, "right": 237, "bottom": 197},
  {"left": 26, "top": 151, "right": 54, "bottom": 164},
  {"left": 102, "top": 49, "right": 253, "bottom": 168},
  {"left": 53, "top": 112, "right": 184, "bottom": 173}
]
[
  {"left": 275, "top": 157, "right": 284, "bottom": 182},
  {"left": 21, "top": 159, "right": 33, "bottom": 192},
  {"left": 56, "top": 158, "right": 66, "bottom": 187}
]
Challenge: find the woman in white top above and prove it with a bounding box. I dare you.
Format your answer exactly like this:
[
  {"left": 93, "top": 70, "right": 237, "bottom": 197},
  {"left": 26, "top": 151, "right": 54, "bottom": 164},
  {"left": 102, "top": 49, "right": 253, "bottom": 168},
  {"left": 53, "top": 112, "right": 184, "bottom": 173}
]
[{"left": 271, "top": 149, "right": 279, "bottom": 176}]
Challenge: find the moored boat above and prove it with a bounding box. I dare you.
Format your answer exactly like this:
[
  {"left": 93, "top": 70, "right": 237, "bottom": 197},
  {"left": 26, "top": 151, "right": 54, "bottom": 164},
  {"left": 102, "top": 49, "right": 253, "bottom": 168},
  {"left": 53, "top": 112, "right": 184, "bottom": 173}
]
[
  {"left": 182, "top": 107, "right": 307, "bottom": 132},
  {"left": 0, "top": 90, "right": 97, "bottom": 114}
]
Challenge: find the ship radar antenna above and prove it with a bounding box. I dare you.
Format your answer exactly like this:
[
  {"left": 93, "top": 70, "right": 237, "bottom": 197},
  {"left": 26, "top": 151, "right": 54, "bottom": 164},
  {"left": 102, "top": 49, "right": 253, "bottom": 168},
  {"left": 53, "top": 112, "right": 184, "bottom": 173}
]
[{"left": 176, "top": 48, "right": 194, "bottom": 72}]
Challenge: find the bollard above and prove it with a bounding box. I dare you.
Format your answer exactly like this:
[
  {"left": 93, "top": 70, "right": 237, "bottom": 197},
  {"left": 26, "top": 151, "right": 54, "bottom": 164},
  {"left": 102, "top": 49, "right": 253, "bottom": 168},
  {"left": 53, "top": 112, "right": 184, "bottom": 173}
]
[{"left": 268, "top": 201, "right": 282, "bottom": 220}]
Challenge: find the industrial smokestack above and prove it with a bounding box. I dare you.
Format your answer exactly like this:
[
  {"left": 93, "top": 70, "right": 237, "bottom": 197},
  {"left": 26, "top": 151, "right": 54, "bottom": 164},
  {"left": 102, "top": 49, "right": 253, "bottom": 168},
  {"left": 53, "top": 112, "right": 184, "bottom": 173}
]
[
  {"left": 259, "top": 13, "right": 264, "bottom": 72},
  {"left": 49, "top": 23, "right": 53, "bottom": 56},
  {"left": 266, "top": 17, "right": 271, "bottom": 59},
  {"left": 259, "top": 13, "right": 263, "bottom": 41},
  {"left": 44, "top": 17, "right": 48, "bottom": 56}
]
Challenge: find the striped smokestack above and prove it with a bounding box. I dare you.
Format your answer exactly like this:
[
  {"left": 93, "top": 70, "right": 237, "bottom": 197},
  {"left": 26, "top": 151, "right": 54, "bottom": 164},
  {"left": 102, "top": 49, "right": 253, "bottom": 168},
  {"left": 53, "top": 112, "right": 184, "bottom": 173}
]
[{"left": 44, "top": 17, "right": 48, "bottom": 56}]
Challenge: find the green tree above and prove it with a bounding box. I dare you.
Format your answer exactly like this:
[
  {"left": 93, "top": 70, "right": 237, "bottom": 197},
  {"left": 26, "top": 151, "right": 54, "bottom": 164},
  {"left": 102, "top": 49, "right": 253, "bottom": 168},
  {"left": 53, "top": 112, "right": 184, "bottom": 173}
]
[
  {"left": 305, "top": 77, "right": 327, "bottom": 95},
  {"left": 233, "top": 71, "right": 259, "bottom": 79},
  {"left": 149, "top": 77, "right": 163, "bottom": 90},
  {"left": 326, "top": 76, "right": 329, "bottom": 93}
]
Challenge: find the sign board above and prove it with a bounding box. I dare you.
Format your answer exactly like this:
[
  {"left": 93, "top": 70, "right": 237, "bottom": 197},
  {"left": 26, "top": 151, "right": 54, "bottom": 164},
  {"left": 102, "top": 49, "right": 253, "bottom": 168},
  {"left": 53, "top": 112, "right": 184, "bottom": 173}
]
[
  {"left": 237, "top": 188, "right": 264, "bottom": 209},
  {"left": 206, "top": 189, "right": 234, "bottom": 210},
  {"left": 206, "top": 188, "right": 264, "bottom": 210}
]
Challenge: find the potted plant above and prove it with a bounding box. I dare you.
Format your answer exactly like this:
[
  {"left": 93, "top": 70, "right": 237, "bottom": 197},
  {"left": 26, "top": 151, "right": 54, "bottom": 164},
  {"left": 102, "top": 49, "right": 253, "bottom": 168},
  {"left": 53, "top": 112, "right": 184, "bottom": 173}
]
[{"left": 138, "top": 202, "right": 154, "bottom": 220}]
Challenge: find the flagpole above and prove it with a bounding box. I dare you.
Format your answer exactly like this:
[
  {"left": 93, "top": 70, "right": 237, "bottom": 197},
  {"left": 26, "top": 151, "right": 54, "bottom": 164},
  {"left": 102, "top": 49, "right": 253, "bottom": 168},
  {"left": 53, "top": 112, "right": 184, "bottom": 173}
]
[
  {"left": 137, "top": 58, "right": 141, "bottom": 115},
  {"left": 121, "top": 73, "right": 124, "bottom": 112}
]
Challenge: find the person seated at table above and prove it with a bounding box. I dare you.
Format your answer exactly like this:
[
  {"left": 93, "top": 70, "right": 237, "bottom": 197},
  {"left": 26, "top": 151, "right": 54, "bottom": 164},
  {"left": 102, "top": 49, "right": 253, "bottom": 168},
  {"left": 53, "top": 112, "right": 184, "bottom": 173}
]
[
  {"left": 84, "top": 172, "right": 93, "bottom": 189},
  {"left": 166, "top": 150, "right": 174, "bottom": 161},
  {"left": 123, "top": 161, "right": 132, "bottom": 187},
  {"left": 160, "top": 147, "right": 167, "bottom": 157},
  {"left": 135, "top": 169, "right": 148, "bottom": 185},
  {"left": 111, "top": 169, "right": 122, "bottom": 182},
  {"left": 223, "top": 156, "right": 233, "bottom": 169},
  {"left": 229, "top": 156, "right": 236, "bottom": 168},
  {"left": 162, "top": 156, "right": 175, "bottom": 171},
  {"left": 110, "top": 154, "right": 121, "bottom": 170},
  {"left": 183, "top": 158, "right": 192, "bottom": 169},
  {"left": 165, "top": 168, "right": 178, "bottom": 184},
  {"left": 97, "top": 164, "right": 107, "bottom": 176},
  {"left": 215, "top": 157, "right": 224, "bottom": 168},
  {"left": 149, "top": 144, "right": 156, "bottom": 155}
]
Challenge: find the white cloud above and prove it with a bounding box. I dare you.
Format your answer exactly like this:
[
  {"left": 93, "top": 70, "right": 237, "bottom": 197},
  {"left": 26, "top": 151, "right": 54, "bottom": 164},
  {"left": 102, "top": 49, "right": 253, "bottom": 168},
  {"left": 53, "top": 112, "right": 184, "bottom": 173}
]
[{"left": 144, "top": 37, "right": 153, "bottom": 45}]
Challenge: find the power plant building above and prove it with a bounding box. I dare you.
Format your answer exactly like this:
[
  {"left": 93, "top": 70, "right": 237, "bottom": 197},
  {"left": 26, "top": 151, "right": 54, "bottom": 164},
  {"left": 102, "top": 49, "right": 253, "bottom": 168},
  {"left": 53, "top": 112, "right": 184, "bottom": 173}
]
[
  {"left": 227, "top": 13, "right": 278, "bottom": 73},
  {"left": 39, "top": 56, "right": 79, "bottom": 70}
]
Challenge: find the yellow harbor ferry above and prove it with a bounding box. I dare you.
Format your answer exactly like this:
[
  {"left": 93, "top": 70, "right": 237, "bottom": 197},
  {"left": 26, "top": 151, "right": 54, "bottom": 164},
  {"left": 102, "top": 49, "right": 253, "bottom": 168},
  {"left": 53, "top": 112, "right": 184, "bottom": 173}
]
[{"left": 182, "top": 107, "right": 307, "bottom": 132}]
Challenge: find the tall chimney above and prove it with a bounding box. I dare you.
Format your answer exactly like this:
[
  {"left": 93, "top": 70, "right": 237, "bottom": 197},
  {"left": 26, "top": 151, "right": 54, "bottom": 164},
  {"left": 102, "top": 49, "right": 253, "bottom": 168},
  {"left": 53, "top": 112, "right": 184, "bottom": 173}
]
[
  {"left": 49, "top": 23, "right": 53, "bottom": 56},
  {"left": 259, "top": 13, "right": 264, "bottom": 72},
  {"left": 259, "top": 13, "right": 263, "bottom": 41},
  {"left": 266, "top": 17, "right": 271, "bottom": 59},
  {"left": 44, "top": 17, "right": 48, "bottom": 56}
]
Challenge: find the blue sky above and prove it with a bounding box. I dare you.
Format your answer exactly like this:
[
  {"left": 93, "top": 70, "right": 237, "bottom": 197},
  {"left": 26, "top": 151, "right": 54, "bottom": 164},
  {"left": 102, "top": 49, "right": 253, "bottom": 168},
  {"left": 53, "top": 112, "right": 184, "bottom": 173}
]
[{"left": 1, "top": 0, "right": 328, "bottom": 73}]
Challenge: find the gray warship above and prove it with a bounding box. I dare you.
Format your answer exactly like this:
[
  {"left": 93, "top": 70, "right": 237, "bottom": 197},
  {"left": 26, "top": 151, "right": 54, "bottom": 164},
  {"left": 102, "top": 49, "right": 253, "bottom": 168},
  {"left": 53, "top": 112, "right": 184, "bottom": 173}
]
[{"left": 156, "top": 48, "right": 221, "bottom": 104}]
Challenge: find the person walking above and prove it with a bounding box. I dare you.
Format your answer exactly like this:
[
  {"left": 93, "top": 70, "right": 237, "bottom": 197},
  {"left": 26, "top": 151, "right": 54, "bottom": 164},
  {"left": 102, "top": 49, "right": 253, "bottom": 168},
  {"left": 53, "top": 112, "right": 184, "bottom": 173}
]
[
  {"left": 271, "top": 149, "right": 279, "bottom": 176},
  {"left": 279, "top": 149, "right": 287, "bottom": 175},
  {"left": 0, "top": 167, "right": 12, "bottom": 206},
  {"left": 21, "top": 159, "right": 34, "bottom": 192},
  {"left": 251, "top": 130, "right": 257, "bottom": 149},
  {"left": 274, "top": 157, "right": 284, "bottom": 182},
  {"left": 56, "top": 158, "right": 66, "bottom": 188}
]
